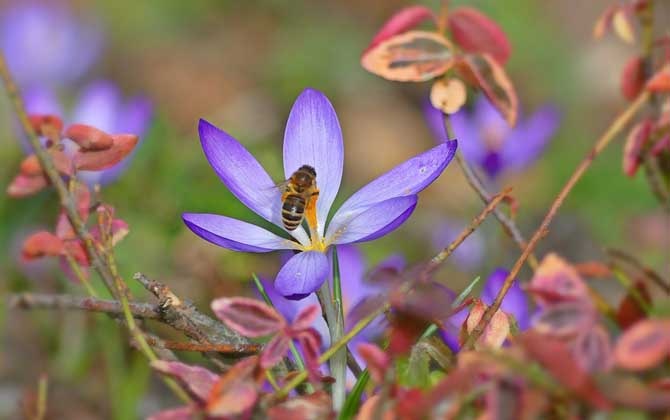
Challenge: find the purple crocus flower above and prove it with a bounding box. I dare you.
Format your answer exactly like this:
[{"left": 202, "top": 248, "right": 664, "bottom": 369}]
[
  {"left": 1, "top": 1, "right": 103, "bottom": 88},
  {"left": 424, "top": 97, "right": 559, "bottom": 179},
  {"left": 443, "top": 268, "right": 530, "bottom": 352},
  {"left": 183, "top": 88, "right": 457, "bottom": 300},
  {"left": 22, "top": 80, "right": 153, "bottom": 186}
]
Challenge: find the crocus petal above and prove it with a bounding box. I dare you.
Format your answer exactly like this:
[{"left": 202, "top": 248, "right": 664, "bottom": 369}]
[
  {"left": 473, "top": 96, "right": 511, "bottom": 138},
  {"left": 326, "top": 141, "right": 456, "bottom": 241},
  {"left": 275, "top": 251, "right": 329, "bottom": 299},
  {"left": 182, "top": 213, "right": 298, "bottom": 253},
  {"left": 283, "top": 88, "right": 344, "bottom": 237},
  {"left": 424, "top": 100, "right": 484, "bottom": 164},
  {"left": 327, "top": 196, "right": 417, "bottom": 245},
  {"left": 199, "top": 119, "right": 309, "bottom": 245},
  {"left": 71, "top": 80, "right": 121, "bottom": 133},
  {"left": 500, "top": 105, "right": 560, "bottom": 171},
  {"left": 480, "top": 268, "right": 530, "bottom": 330}
]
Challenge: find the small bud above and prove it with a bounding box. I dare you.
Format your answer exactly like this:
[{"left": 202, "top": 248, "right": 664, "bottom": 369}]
[{"left": 65, "top": 124, "right": 114, "bottom": 151}]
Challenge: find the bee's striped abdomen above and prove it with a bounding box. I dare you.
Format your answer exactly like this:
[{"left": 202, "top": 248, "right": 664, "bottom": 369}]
[{"left": 282, "top": 194, "right": 306, "bottom": 231}]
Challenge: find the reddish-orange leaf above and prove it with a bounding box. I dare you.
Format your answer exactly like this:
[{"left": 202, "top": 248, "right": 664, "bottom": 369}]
[
  {"left": 74, "top": 134, "right": 138, "bottom": 171},
  {"left": 206, "top": 356, "right": 259, "bottom": 416},
  {"left": 28, "top": 114, "right": 63, "bottom": 136},
  {"left": 616, "top": 280, "right": 652, "bottom": 329},
  {"left": 364, "top": 6, "right": 437, "bottom": 54},
  {"left": 19, "top": 149, "right": 72, "bottom": 177},
  {"left": 151, "top": 360, "right": 219, "bottom": 402},
  {"left": 575, "top": 261, "right": 612, "bottom": 278},
  {"left": 647, "top": 65, "right": 670, "bottom": 93},
  {"left": 22, "top": 231, "right": 64, "bottom": 260},
  {"left": 528, "top": 253, "right": 590, "bottom": 305},
  {"left": 455, "top": 53, "right": 518, "bottom": 126},
  {"left": 7, "top": 174, "right": 48, "bottom": 198},
  {"left": 621, "top": 56, "right": 646, "bottom": 101},
  {"left": 268, "top": 391, "right": 332, "bottom": 420},
  {"left": 623, "top": 118, "right": 654, "bottom": 177},
  {"left": 357, "top": 343, "right": 390, "bottom": 383},
  {"left": 448, "top": 7, "right": 511, "bottom": 65},
  {"left": 614, "top": 319, "right": 670, "bottom": 371},
  {"left": 65, "top": 124, "right": 114, "bottom": 151},
  {"left": 361, "top": 30, "right": 454, "bottom": 82}
]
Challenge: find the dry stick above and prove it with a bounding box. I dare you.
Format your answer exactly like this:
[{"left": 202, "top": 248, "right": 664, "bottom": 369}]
[
  {"left": 424, "top": 187, "right": 512, "bottom": 276},
  {"left": 606, "top": 248, "right": 670, "bottom": 294},
  {"left": 444, "top": 116, "right": 539, "bottom": 271},
  {"left": 8, "top": 293, "right": 160, "bottom": 318},
  {"left": 463, "top": 90, "right": 650, "bottom": 350},
  {"left": 144, "top": 338, "right": 260, "bottom": 355}
]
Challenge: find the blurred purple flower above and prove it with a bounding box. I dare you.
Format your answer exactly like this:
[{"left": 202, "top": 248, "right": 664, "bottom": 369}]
[
  {"left": 1, "top": 1, "right": 103, "bottom": 88},
  {"left": 442, "top": 268, "right": 530, "bottom": 352},
  {"left": 431, "top": 219, "right": 485, "bottom": 271},
  {"left": 22, "top": 80, "right": 153, "bottom": 186},
  {"left": 425, "top": 97, "right": 560, "bottom": 179},
  {"left": 183, "top": 88, "right": 457, "bottom": 300}
]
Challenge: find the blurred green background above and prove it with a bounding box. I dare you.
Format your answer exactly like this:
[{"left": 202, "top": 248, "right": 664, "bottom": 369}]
[{"left": 1, "top": 0, "right": 668, "bottom": 418}]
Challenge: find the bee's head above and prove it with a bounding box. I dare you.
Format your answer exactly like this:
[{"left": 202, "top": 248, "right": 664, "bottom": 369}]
[{"left": 298, "top": 165, "right": 316, "bottom": 177}]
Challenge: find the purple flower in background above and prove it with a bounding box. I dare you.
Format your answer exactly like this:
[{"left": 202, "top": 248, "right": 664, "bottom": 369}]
[
  {"left": 431, "top": 219, "right": 485, "bottom": 271},
  {"left": 22, "top": 80, "right": 153, "bottom": 186},
  {"left": 1, "top": 1, "right": 103, "bottom": 87},
  {"left": 425, "top": 97, "right": 559, "bottom": 179},
  {"left": 183, "top": 88, "right": 457, "bottom": 300},
  {"left": 441, "top": 268, "right": 530, "bottom": 352}
]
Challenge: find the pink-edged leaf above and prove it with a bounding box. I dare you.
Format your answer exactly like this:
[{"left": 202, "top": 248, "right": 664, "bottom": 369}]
[
  {"left": 448, "top": 7, "right": 511, "bottom": 65},
  {"left": 206, "top": 356, "right": 259, "bottom": 417},
  {"left": 651, "top": 135, "right": 670, "bottom": 156},
  {"left": 356, "top": 343, "right": 390, "bottom": 383},
  {"left": 147, "top": 406, "right": 196, "bottom": 420},
  {"left": 28, "top": 114, "right": 63, "bottom": 136},
  {"left": 211, "top": 297, "right": 285, "bottom": 337},
  {"left": 65, "top": 123, "right": 114, "bottom": 151},
  {"left": 74, "top": 134, "right": 138, "bottom": 171},
  {"left": 291, "top": 304, "right": 320, "bottom": 332},
  {"left": 21, "top": 231, "right": 64, "bottom": 260},
  {"left": 430, "top": 78, "right": 467, "bottom": 114},
  {"left": 574, "top": 325, "right": 613, "bottom": 373},
  {"left": 611, "top": 8, "right": 635, "bottom": 44},
  {"left": 527, "top": 253, "right": 590, "bottom": 305},
  {"left": 268, "top": 391, "right": 332, "bottom": 420},
  {"left": 464, "top": 299, "right": 510, "bottom": 349},
  {"left": 151, "top": 360, "right": 218, "bottom": 402},
  {"left": 647, "top": 65, "right": 670, "bottom": 93},
  {"left": 621, "top": 56, "right": 646, "bottom": 101},
  {"left": 297, "top": 329, "right": 323, "bottom": 382},
  {"left": 623, "top": 118, "right": 654, "bottom": 177},
  {"left": 364, "top": 6, "right": 437, "bottom": 54},
  {"left": 520, "top": 331, "right": 612, "bottom": 409},
  {"left": 614, "top": 319, "right": 670, "bottom": 371},
  {"left": 260, "top": 335, "right": 291, "bottom": 369},
  {"left": 7, "top": 174, "right": 48, "bottom": 198},
  {"left": 361, "top": 30, "right": 454, "bottom": 82},
  {"left": 456, "top": 53, "right": 518, "bottom": 126},
  {"left": 533, "top": 300, "right": 596, "bottom": 338}
]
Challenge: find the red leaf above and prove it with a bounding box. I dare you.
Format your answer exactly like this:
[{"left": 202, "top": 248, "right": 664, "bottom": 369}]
[
  {"left": 623, "top": 118, "right": 654, "bottom": 177},
  {"left": 211, "top": 297, "right": 285, "bottom": 337},
  {"left": 74, "top": 134, "right": 138, "bottom": 171},
  {"left": 356, "top": 343, "right": 390, "bottom": 383},
  {"left": 614, "top": 319, "right": 670, "bottom": 371},
  {"left": 260, "top": 335, "right": 290, "bottom": 369},
  {"left": 146, "top": 406, "right": 195, "bottom": 420},
  {"left": 448, "top": 7, "right": 511, "bottom": 65},
  {"left": 151, "top": 360, "right": 218, "bottom": 402},
  {"left": 65, "top": 124, "right": 114, "bottom": 151},
  {"left": 574, "top": 261, "right": 612, "bottom": 278},
  {"left": 18, "top": 150, "right": 71, "bottom": 177},
  {"left": 647, "top": 65, "right": 670, "bottom": 93},
  {"left": 297, "top": 329, "right": 323, "bottom": 382},
  {"left": 533, "top": 300, "right": 596, "bottom": 338},
  {"left": 573, "top": 325, "right": 613, "bottom": 373},
  {"left": 528, "top": 253, "right": 590, "bottom": 305},
  {"left": 291, "top": 304, "right": 320, "bottom": 332},
  {"left": 456, "top": 53, "right": 518, "bottom": 126},
  {"left": 56, "top": 212, "right": 76, "bottom": 240},
  {"left": 365, "top": 6, "right": 437, "bottom": 54},
  {"left": 361, "top": 31, "right": 454, "bottom": 82},
  {"left": 63, "top": 240, "right": 89, "bottom": 265},
  {"left": 620, "top": 56, "right": 646, "bottom": 101},
  {"left": 616, "top": 280, "right": 652, "bottom": 329},
  {"left": 389, "top": 315, "right": 427, "bottom": 356},
  {"left": 22, "top": 231, "right": 64, "bottom": 260},
  {"left": 28, "top": 114, "right": 64, "bottom": 136},
  {"left": 268, "top": 391, "right": 332, "bottom": 420},
  {"left": 520, "top": 331, "right": 611, "bottom": 409},
  {"left": 650, "top": 135, "right": 670, "bottom": 156},
  {"left": 205, "top": 356, "right": 259, "bottom": 417},
  {"left": 7, "top": 174, "right": 48, "bottom": 197}
]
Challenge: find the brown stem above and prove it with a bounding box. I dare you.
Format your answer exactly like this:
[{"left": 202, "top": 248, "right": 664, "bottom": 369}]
[
  {"left": 463, "top": 90, "right": 650, "bottom": 350},
  {"left": 606, "top": 248, "right": 670, "bottom": 294},
  {"left": 145, "top": 338, "right": 260, "bottom": 355},
  {"left": 445, "top": 117, "right": 539, "bottom": 271},
  {"left": 8, "top": 293, "right": 160, "bottom": 319}
]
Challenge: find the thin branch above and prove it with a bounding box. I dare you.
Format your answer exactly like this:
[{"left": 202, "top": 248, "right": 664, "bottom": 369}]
[
  {"left": 144, "top": 338, "right": 260, "bottom": 355},
  {"left": 463, "top": 90, "right": 650, "bottom": 350},
  {"left": 8, "top": 293, "right": 160, "bottom": 318},
  {"left": 606, "top": 248, "right": 670, "bottom": 294}
]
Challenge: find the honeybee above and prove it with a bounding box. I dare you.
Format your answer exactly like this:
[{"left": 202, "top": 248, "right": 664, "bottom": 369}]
[{"left": 278, "top": 165, "right": 319, "bottom": 231}]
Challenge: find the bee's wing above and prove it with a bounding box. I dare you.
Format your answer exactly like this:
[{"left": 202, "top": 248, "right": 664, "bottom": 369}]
[{"left": 264, "top": 180, "right": 290, "bottom": 193}]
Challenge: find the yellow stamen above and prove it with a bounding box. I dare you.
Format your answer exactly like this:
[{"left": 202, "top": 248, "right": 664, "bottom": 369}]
[{"left": 304, "top": 191, "right": 326, "bottom": 252}]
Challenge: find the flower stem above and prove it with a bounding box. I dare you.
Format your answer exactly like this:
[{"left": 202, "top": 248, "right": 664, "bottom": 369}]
[
  {"left": 462, "top": 90, "right": 650, "bottom": 350},
  {"left": 316, "top": 261, "right": 346, "bottom": 411},
  {"left": 275, "top": 303, "right": 387, "bottom": 401}
]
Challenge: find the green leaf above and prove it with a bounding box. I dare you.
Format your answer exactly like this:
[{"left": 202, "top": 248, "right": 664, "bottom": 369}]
[{"left": 338, "top": 370, "right": 370, "bottom": 420}]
